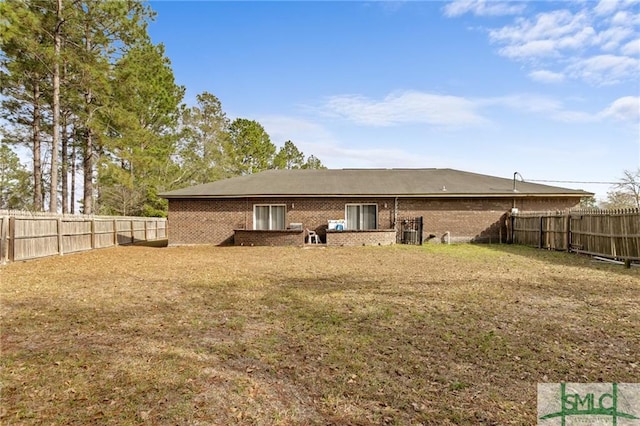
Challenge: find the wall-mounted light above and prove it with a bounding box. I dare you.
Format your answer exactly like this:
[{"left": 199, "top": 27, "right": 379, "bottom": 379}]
[
  {"left": 384, "top": 203, "right": 388, "bottom": 209},
  {"left": 291, "top": 202, "right": 295, "bottom": 209}
]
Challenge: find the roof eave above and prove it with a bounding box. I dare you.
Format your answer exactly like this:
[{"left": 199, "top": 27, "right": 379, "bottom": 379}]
[{"left": 161, "top": 192, "right": 590, "bottom": 199}]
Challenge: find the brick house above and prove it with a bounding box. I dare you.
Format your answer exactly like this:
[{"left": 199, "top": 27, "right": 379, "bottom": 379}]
[{"left": 160, "top": 168, "right": 590, "bottom": 246}]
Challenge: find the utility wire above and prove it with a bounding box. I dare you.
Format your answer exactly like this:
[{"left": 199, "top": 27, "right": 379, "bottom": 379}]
[{"left": 524, "top": 179, "right": 617, "bottom": 185}]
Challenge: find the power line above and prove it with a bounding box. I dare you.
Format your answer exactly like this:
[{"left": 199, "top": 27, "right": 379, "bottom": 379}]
[{"left": 524, "top": 179, "right": 617, "bottom": 185}]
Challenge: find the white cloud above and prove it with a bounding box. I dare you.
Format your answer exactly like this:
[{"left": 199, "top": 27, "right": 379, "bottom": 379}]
[
  {"left": 529, "top": 69, "right": 566, "bottom": 83},
  {"left": 498, "top": 39, "right": 559, "bottom": 58},
  {"left": 480, "top": 94, "right": 563, "bottom": 113},
  {"left": 594, "top": 26, "right": 635, "bottom": 50},
  {"left": 318, "top": 90, "right": 619, "bottom": 127},
  {"left": 489, "top": 10, "right": 589, "bottom": 43},
  {"left": 483, "top": 93, "right": 640, "bottom": 123},
  {"left": 621, "top": 38, "right": 640, "bottom": 55},
  {"left": 489, "top": 10, "right": 594, "bottom": 58},
  {"left": 594, "top": 0, "right": 621, "bottom": 16},
  {"left": 312, "top": 144, "right": 440, "bottom": 169},
  {"left": 479, "top": 94, "right": 597, "bottom": 123},
  {"left": 322, "top": 91, "right": 487, "bottom": 127},
  {"left": 599, "top": 96, "right": 640, "bottom": 121},
  {"left": 260, "top": 93, "right": 636, "bottom": 176},
  {"left": 443, "top": 0, "right": 526, "bottom": 17},
  {"left": 258, "top": 115, "right": 336, "bottom": 149},
  {"left": 255, "top": 114, "right": 448, "bottom": 169},
  {"left": 453, "top": 2, "right": 640, "bottom": 85},
  {"left": 567, "top": 54, "right": 640, "bottom": 85},
  {"left": 610, "top": 10, "right": 640, "bottom": 26},
  {"left": 482, "top": 93, "right": 639, "bottom": 123}
]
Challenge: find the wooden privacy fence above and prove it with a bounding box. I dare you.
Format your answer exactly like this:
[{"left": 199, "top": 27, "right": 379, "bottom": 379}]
[
  {"left": 512, "top": 208, "right": 640, "bottom": 261},
  {"left": 0, "top": 210, "right": 167, "bottom": 264}
]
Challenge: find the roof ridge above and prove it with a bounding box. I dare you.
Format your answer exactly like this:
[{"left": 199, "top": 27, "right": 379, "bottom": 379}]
[{"left": 159, "top": 168, "right": 593, "bottom": 198}]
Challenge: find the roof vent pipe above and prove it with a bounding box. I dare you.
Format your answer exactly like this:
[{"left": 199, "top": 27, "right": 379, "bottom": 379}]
[{"left": 513, "top": 172, "right": 524, "bottom": 192}]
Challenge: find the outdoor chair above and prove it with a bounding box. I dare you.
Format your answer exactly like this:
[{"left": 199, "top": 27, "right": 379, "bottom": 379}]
[{"left": 307, "top": 229, "right": 320, "bottom": 244}]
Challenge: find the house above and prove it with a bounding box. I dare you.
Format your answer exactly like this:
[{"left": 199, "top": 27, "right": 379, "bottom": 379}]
[{"left": 159, "top": 168, "right": 590, "bottom": 246}]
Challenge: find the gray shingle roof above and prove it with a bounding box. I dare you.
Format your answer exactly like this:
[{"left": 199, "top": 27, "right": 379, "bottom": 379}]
[{"left": 159, "top": 168, "right": 591, "bottom": 198}]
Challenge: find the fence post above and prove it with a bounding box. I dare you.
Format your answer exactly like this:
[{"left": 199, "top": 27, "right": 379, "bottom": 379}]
[
  {"left": 0, "top": 216, "right": 7, "bottom": 264},
  {"left": 130, "top": 219, "right": 135, "bottom": 244},
  {"left": 510, "top": 213, "right": 516, "bottom": 244},
  {"left": 564, "top": 213, "right": 570, "bottom": 252},
  {"left": 609, "top": 213, "right": 616, "bottom": 258},
  {"left": 8, "top": 217, "right": 15, "bottom": 263},
  {"left": 144, "top": 220, "right": 148, "bottom": 241},
  {"left": 90, "top": 218, "right": 96, "bottom": 249},
  {"left": 57, "top": 217, "right": 64, "bottom": 256},
  {"left": 113, "top": 219, "right": 118, "bottom": 247},
  {"left": 538, "top": 216, "right": 543, "bottom": 249}
]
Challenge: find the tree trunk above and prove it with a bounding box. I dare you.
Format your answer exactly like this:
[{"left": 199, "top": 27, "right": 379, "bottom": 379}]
[
  {"left": 49, "top": 0, "right": 63, "bottom": 213},
  {"left": 83, "top": 122, "right": 93, "bottom": 214},
  {"left": 82, "top": 27, "right": 93, "bottom": 215},
  {"left": 71, "top": 130, "right": 76, "bottom": 214},
  {"left": 32, "top": 80, "right": 43, "bottom": 211},
  {"left": 61, "top": 113, "right": 68, "bottom": 214}
]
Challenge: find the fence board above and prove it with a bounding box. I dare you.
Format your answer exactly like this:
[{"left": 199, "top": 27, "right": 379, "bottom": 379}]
[
  {"left": 0, "top": 217, "right": 7, "bottom": 263},
  {"left": 157, "top": 221, "right": 167, "bottom": 239},
  {"left": 0, "top": 210, "right": 167, "bottom": 264},
  {"left": 133, "top": 220, "right": 145, "bottom": 242},
  {"left": 512, "top": 208, "right": 639, "bottom": 261},
  {"left": 94, "top": 220, "right": 116, "bottom": 249},
  {"left": 12, "top": 218, "right": 59, "bottom": 261},
  {"left": 117, "top": 220, "right": 134, "bottom": 244},
  {"left": 61, "top": 220, "right": 93, "bottom": 254}
]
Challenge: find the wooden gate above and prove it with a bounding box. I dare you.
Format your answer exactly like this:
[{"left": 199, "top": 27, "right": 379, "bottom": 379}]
[{"left": 398, "top": 217, "right": 423, "bottom": 245}]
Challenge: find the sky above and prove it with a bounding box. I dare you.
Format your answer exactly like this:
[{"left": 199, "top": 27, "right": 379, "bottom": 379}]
[{"left": 147, "top": 0, "right": 640, "bottom": 201}]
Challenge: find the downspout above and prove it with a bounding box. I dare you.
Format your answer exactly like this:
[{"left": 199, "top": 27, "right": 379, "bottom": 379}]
[
  {"left": 512, "top": 171, "right": 523, "bottom": 209},
  {"left": 394, "top": 196, "right": 399, "bottom": 230},
  {"left": 512, "top": 172, "right": 523, "bottom": 243}
]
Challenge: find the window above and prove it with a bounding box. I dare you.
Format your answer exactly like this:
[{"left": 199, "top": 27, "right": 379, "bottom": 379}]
[
  {"left": 345, "top": 204, "right": 377, "bottom": 230},
  {"left": 254, "top": 205, "right": 286, "bottom": 230}
]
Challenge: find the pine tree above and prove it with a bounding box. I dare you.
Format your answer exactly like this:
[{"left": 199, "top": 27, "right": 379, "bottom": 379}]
[
  {"left": 176, "top": 92, "right": 231, "bottom": 186},
  {"left": 273, "top": 140, "right": 305, "bottom": 170},
  {"left": 99, "top": 39, "right": 184, "bottom": 216},
  {"left": 226, "top": 119, "right": 276, "bottom": 175}
]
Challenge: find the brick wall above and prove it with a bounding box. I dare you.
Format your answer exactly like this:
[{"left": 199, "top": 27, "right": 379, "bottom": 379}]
[
  {"left": 167, "top": 199, "right": 248, "bottom": 245},
  {"left": 167, "top": 197, "right": 396, "bottom": 245},
  {"left": 326, "top": 230, "right": 397, "bottom": 246},
  {"left": 399, "top": 197, "right": 579, "bottom": 243},
  {"left": 167, "top": 196, "right": 580, "bottom": 245},
  {"left": 234, "top": 230, "right": 304, "bottom": 246}
]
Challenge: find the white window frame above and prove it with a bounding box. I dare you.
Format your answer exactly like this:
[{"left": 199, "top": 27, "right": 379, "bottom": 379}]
[
  {"left": 253, "top": 204, "right": 286, "bottom": 230},
  {"left": 345, "top": 203, "right": 378, "bottom": 230}
]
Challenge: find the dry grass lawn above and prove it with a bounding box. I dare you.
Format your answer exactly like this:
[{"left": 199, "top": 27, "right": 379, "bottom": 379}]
[{"left": 1, "top": 244, "right": 639, "bottom": 425}]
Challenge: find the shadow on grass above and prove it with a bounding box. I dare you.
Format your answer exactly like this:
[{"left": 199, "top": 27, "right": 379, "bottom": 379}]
[
  {"left": 132, "top": 239, "right": 168, "bottom": 248},
  {"left": 479, "top": 243, "right": 640, "bottom": 279},
  {"left": 3, "top": 245, "right": 639, "bottom": 425},
  {"left": 252, "top": 273, "right": 639, "bottom": 424}
]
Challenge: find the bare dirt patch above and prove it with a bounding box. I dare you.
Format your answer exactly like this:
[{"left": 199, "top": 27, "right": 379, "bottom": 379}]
[{"left": 1, "top": 244, "right": 638, "bottom": 424}]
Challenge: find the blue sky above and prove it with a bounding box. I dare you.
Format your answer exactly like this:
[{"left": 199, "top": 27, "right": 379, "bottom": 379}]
[{"left": 148, "top": 0, "right": 640, "bottom": 200}]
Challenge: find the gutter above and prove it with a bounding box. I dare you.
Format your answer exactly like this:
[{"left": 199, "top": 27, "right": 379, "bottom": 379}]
[{"left": 160, "top": 192, "right": 591, "bottom": 200}]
